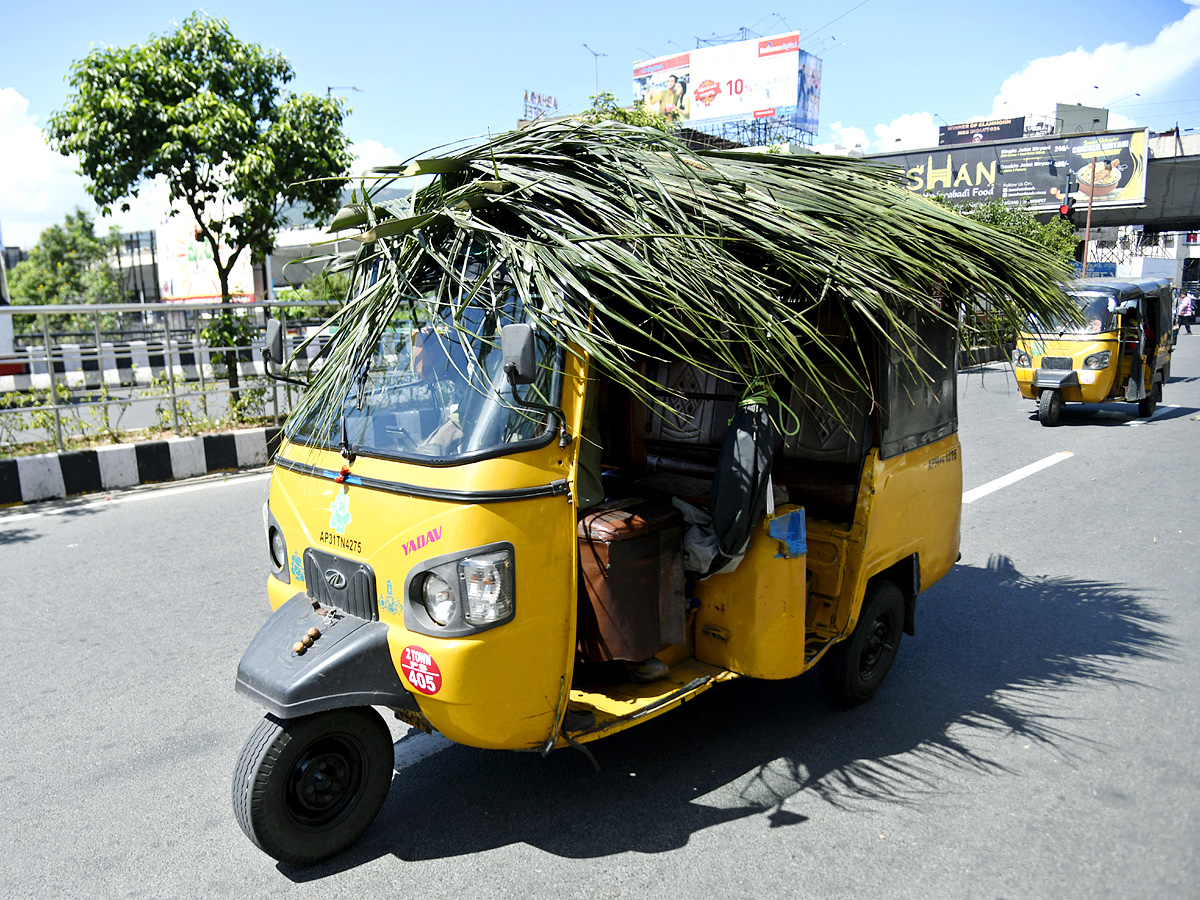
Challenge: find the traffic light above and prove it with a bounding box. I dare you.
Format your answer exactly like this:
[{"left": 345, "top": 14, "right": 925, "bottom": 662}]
[{"left": 1058, "top": 176, "right": 1076, "bottom": 225}]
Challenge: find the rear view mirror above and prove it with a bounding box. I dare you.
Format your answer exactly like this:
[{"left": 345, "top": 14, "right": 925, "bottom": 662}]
[
  {"left": 502, "top": 324, "right": 536, "bottom": 385},
  {"left": 264, "top": 318, "right": 284, "bottom": 366}
]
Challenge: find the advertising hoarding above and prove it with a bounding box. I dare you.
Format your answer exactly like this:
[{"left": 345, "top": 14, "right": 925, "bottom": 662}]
[
  {"left": 633, "top": 32, "right": 821, "bottom": 135},
  {"left": 870, "top": 129, "right": 1149, "bottom": 212},
  {"left": 157, "top": 206, "right": 254, "bottom": 303},
  {"left": 939, "top": 117, "right": 1025, "bottom": 145}
]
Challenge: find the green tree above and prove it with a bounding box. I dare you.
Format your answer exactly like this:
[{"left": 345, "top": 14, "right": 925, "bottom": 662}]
[
  {"left": 7, "top": 210, "right": 124, "bottom": 335},
  {"left": 580, "top": 92, "right": 674, "bottom": 131},
  {"left": 46, "top": 12, "right": 354, "bottom": 400},
  {"left": 938, "top": 197, "right": 1079, "bottom": 264}
]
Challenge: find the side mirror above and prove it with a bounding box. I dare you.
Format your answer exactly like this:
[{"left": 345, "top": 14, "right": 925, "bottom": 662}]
[
  {"left": 264, "top": 318, "right": 284, "bottom": 366},
  {"left": 501, "top": 323, "right": 536, "bottom": 385}
]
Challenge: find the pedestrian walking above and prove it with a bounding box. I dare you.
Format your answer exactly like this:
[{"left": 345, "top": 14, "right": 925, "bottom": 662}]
[{"left": 1180, "top": 290, "right": 1194, "bottom": 336}]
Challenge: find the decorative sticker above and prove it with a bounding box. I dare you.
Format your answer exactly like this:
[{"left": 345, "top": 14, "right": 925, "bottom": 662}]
[
  {"left": 290, "top": 551, "right": 305, "bottom": 582},
  {"left": 328, "top": 491, "right": 353, "bottom": 534},
  {"left": 380, "top": 578, "right": 399, "bottom": 615},
  {"left": 401, "top": 645, "right": 442, "bottom": 696},
  {"left": 402, "top": 526, "right": 443, "bottom": 556}
]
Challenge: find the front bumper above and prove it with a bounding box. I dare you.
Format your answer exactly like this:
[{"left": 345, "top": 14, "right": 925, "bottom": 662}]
[{"left": 235, "top": 593, "right": 418, "bottom": 718}]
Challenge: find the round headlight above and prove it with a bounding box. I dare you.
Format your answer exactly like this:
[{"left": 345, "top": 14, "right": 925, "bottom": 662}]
[
  {"left": 1013, "top": 349, "right": 1032, "bottom": 368},
  {"left": 421, "top": 573, "right": 457, "bottom": 626},
  {"left": 268, "top": 526, "right": 286, "bottom": 570}
]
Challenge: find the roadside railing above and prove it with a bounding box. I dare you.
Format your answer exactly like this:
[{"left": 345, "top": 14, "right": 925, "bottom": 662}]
[{"left": 1, "top": 300, "right": 328, "bottom": 454}]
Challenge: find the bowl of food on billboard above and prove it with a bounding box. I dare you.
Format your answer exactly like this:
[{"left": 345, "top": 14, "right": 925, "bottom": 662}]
[{"left": 1075, "top": 159, "right": 1126, "bottom": 198}]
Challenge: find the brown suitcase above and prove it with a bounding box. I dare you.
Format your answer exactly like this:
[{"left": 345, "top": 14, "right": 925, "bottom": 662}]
[{"left": 576, "top": 500, "right": 686, "bottom": 663}]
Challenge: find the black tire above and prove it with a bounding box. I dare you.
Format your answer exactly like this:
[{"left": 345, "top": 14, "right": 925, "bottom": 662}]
[
  {"left": 233, "top": 707, "right": 394, "bottom": 866},
  {"left": 1037, "top": 389, "right": 1062, "bottom": 427},
  {"left": 821, "top": 580, "right": 905, "bottom": 707},
  {"left": 1138, "top": 387, "right": 1157, "bottom": 418}
]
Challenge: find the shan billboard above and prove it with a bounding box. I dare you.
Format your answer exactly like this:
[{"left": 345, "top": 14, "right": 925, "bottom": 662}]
[
  {"left": 633, "top": 32, "right": 821, "bottom": 135},
  {"left": 870, "top": 129, "right": 1149, "bottom": 212}
]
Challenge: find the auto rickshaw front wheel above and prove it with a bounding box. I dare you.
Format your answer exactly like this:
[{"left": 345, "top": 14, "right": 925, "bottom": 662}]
[
  {"left": 233, "top": 707, "right": 394, "bottom": 866},
  {"left": 1037, "top": 389, "right": 1062, "bottom": 427},
  {"left": 820, "top": 580, "right": 904, "bottom": 707}
]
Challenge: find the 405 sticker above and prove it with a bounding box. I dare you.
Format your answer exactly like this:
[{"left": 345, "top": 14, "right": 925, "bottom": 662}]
[{"left": 400, "top": 645, "right": 442, "bottom": 695}]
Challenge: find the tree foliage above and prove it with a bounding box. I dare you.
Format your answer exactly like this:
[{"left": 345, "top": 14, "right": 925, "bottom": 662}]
[
  {"left": 940, "top": 197, "right": 1079, "bottom": 263},
  {"left": 47, "top": 13, "right": 354, "bottom": 400},
  {"left": 6, "top": 210, "right": 124, "bottom": 334}
]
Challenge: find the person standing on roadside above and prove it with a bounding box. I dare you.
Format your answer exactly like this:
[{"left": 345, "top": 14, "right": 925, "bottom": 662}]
[{"left": 1180, "top": 290, "right": 1195, "bottom": 336}]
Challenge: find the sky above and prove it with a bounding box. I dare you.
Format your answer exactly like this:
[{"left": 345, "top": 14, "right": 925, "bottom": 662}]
[{"left": 3, "top": 0, "right": 1200, "bottom": 250}]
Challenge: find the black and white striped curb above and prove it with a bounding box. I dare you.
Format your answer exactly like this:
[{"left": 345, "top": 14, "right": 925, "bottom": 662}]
[
  {"left": 0, "top": 329, "right": 328, "bottom": 392},
  {"left": 0, "top": 426, "right": 283, "bottom": 506}
]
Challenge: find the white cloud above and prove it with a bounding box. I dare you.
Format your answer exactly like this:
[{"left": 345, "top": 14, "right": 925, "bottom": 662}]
[
  {"left": 873, "top": 112, "right": 939, "bottom": 152},
  {"left": 351, "top": 139, "right": 404, "bottom": 177},
  {"left": 990, "top": 0, "right": 1200, "bottom": 120},
  {"left": 0, "top": 88, "right": 93, "bottom": 249},
  {"left": 0, "top": 88, "right": 167, "bottom": 249},
  {"left": 828, "top": 121, "right": 870, "bottom": 151}
]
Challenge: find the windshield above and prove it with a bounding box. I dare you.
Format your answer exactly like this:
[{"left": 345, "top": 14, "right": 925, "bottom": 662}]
[
  {"left": 287, "top": 303, "right": 561, "bottom": 463},
  {"left": 1027, "top": 290, "right": 1116, "bottom": 338}
]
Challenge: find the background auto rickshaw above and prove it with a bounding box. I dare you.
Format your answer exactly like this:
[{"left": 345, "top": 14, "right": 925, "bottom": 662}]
[
  {"left": 1013, "top": 276, "right": 1174, "bottom": 426},
  {"left": 230, "top": 121, "right": 1081, "bottom": 866}
]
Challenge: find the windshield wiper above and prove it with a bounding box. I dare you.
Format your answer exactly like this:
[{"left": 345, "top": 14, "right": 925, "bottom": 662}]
[{"left": 338, "top": 413, "right": 356, "bottom": 463}]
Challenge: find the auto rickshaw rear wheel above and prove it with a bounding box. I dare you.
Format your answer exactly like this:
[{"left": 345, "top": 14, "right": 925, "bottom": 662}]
[
  {"left": 1138, "top": 382, "right": 1160, "bottom": 417},
  {"left": 233, "top": 707, "right": 394, "bottom": 866},
  {"left": 820, "top": 580, "right": 904, "bottom": 707},
  {"left": 1037, "top": 389, "right": 1062, "bottom": 427}
]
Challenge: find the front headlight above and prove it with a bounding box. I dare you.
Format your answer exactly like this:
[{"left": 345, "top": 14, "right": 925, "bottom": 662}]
[
  {"left": 1013, "top": 349, "right": 1032, "bottom": 368},
  {"left": 421, "top": 573, "right": 457, "bottom": 625},
  {"left": 268, "top": 527, "right": 287, "bottom": 571},
  {"left": 460, "top": 550, "right": 514, "bottom": 625},
  {"left": 1084, "top": 351, "right": 1111, "bottom": 370}
]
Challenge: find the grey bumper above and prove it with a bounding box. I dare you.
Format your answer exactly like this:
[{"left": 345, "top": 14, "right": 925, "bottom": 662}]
[
  {"left": 1033, "top": 369, "right": 1079, "bottom": 389},
  {"left": 235, "top": 593, "right": 418, "bottom": 718}
]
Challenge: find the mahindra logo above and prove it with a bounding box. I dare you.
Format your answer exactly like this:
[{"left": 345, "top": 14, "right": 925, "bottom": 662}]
[{"left": 324, "top": 569, "right": 347, "bottom": 590}]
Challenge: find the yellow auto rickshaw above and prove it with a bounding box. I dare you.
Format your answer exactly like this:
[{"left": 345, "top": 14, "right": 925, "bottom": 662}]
[
  {"left": 229, "top": 120, "right": 1078, "bottom": 866},
  {"left": 1014, "top": 276, "right": 1174, "bottom": 425}
]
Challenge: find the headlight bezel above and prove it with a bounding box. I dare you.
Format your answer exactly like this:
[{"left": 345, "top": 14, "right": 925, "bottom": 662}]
[
  {"left": 404, "top": 541, "right": 516, "bottom": 637},
  {"left": 1083, "top": 350, "right": 1111, "bottom": 370},
  {"left": 265, "top": 504, "right": 291, "bottom": 584},
  {"left": 1013, "top": 349, "right": 1032, "bottom": 368}
]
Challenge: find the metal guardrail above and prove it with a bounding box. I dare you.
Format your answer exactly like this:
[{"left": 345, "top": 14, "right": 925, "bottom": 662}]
[{"left": 1, "top": 300, "right": 327, "bottom": 452}]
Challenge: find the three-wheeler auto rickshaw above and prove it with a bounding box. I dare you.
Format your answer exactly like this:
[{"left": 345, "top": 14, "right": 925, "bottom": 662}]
[
  {"left": 1013, "top": 276, "right": 1174, "bottom": 426},
  {"left": 229, "top": 119, "right": 1078, "bottom": 866},
  {"left": 232, "top": 302, "right": 963, "bottom": 865}
]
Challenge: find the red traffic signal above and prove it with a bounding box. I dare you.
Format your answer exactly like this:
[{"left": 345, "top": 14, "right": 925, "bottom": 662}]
[{"left": 1059, "top": 204, "right": 1071, "bottom": 217}]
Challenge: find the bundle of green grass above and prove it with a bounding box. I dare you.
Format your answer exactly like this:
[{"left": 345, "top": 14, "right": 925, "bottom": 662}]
[{"left": 289, "top": 119, "right": 1076, "bottom": 423}]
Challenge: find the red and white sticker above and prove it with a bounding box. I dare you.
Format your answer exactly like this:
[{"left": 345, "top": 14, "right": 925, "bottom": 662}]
[{"left": 400, "top": 645, "right": 442, "bottom": 695}]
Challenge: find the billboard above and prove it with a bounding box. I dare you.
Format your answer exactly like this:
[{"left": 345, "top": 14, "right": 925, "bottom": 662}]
[
  {"left": 939, "top": 117, "right": 1025, "bottom": 145},
  {"left": 870, "top": 129, "right": 1150, "bottom": 212},
  {"left": 633, "top": 32, "right": 821, "bottom": 135},
  {"left": 157, "top": 205, "right": 254, "bottom": 303}
]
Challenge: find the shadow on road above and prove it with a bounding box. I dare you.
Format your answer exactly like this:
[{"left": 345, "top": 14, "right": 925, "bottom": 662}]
[{"left": 278, "top": 555, "right": 1170, "bottom": 879}]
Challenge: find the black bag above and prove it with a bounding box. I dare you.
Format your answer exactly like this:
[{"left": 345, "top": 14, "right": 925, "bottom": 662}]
[{"left": 708, "top": 404, "right": 778, "bottom": 572}]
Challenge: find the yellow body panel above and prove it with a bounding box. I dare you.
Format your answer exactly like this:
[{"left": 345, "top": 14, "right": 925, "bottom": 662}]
[
  {"left": 692, "top": 506, "right": 808, "bottom": 679},
  {"left": 264, "top": 355, "right": 590, "bottom": 751}
]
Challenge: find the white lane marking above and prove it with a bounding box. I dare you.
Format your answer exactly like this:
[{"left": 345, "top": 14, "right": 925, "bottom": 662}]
[
  {"left": 0, "top": 470, "right": 271, "bottom": 523},
  {"left": 962, "top": 451, "right": 1074, "bottom": 504},
  {"left": 1128, "top": 404, "right": 1177, "bottom": 426}
]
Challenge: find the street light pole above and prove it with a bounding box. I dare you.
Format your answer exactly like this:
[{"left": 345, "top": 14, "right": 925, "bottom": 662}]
[{"left": 582, "top": 44, "right": 607, "bottom": 96}]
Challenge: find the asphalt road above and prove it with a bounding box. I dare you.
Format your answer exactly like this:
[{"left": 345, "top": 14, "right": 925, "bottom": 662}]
[{"left": 1, "top": 337, "right": 1198, "bottom": 899}]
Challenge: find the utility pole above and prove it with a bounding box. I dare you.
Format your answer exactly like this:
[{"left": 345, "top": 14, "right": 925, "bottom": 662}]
[{"left": 583, "top": 44, "right": 607, "bottom": 96}]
